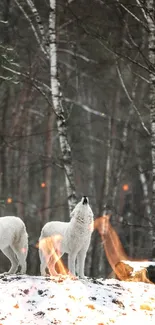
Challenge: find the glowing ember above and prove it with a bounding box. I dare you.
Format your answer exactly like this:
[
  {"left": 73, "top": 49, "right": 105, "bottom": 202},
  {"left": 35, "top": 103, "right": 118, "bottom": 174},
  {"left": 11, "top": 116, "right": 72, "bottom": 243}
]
[
  {"left": 41, "top": 182, "right": 46, "bottom": 188},
  {"left": 122, "top": 184, "right": 129, "bottom": 191},
  {"left": 7, "top": 197, "right": 12, "bottom": 203}
]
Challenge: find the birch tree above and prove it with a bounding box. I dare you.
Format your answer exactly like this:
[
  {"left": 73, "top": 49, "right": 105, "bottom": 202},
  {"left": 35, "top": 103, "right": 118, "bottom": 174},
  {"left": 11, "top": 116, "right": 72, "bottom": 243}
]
[
  {"left": 49, "top": 0, "right": 77, "bottom": 213},
  {"left": 2, "top": 0, "right": 154, "bottom": 275},
  {"left": 147, "top": 0, "right": 155, "bottom": 245},
  {"left": 14, "top": 0, "right": 77, "bottom": 215},
  {"left": 42, "top": 112, "right": 55, "bottom": 224}
]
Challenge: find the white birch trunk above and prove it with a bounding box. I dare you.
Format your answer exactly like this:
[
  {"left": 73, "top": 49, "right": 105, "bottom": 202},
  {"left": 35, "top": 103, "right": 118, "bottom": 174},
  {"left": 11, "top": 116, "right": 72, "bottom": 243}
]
[
  {"left": 49, "top": 0, "right": 77, "bottom": 213},
  {"left": 43, "top": 113, "right": 55, "bottom": 224},
  {"left": 136, "top": 150, "right": 152, "bottom": 256},
  {"left": 104, "top": 117, "right": 112, "bottom": 204},
  {"left": 15, "top": 0, "right": 77, "bottom": 214},
  {"left": 17, "top": 109, "right": 31, "bottom": 220},
  {"left": 139, "top": 166, "right": 152, "bottom": 217},
  {"left": 136, "top": 137, "right": 152, "bottom": 222},
  {"left": 147, "top": 0, "right": 155, "bottom": 244},
  {"left": 85, "top": 107, "right": 97, "bottom": 276}
]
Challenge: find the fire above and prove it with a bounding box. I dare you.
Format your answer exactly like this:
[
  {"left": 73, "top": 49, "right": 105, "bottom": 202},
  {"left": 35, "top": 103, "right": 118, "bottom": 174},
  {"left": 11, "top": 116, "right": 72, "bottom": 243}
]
[
  {"left": 39, "top": 235, "right": 69, "bottom": 277},
  {"left": 95, "top": 215, "right": 152, "bottom": 283},
  {"left": 94, "top": 215, "right": 128, "bottom": 272}
]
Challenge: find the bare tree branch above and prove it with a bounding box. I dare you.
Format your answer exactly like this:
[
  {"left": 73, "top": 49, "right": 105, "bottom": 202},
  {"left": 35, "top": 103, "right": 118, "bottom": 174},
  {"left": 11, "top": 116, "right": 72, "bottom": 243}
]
[
  {"left": 0, "top": 20, "right": 8, "bottom": 24},
  {"left": 14, "top": 0, "right": 47, "bottom": 55},
  {"left": 116, "top": 0, "right": 148, "bottom": 30},
  {"left": 116, "top": 63, "right": 150, "bottom": 135},
  {"left": 25, "top": 0, "right": 49, "bottom": 55},
  {"left": 135, "top": 0, "right": 148, "bottom": 21},
  {"left": 64, "top": 97, "right": 107, "bottom": 118},
  {"left": 58, "top": 48, "right": 98, "bottom": 64}
]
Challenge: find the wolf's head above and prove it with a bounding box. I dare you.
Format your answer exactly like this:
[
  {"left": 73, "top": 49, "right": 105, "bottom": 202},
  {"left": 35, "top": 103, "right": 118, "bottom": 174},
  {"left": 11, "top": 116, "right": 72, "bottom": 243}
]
[{"left": 70, "top": 196, "right": 94, "bottom": 230}]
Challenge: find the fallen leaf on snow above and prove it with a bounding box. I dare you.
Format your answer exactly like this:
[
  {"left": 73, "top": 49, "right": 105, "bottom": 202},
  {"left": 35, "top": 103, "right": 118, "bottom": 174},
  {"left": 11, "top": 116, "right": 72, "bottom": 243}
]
[
  {"left": 69, "top": 295, "right": 76, "bottom": 300},
  {"left": 13, "top": 304, "right": 19, "bottom": 309},
  {"left": 140, "top": 304, "right": 153, "bottom": 311},
  {"left": 65, "top": 308, "right": 70, "bottom": 312},
  {"left": 86, "top": 304, "right": 95, "bottom": 309}
]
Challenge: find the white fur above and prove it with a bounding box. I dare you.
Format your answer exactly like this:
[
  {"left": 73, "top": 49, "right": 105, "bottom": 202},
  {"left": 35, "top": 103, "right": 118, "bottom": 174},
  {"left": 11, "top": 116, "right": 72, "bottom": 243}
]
[
  {"left": 0, "top": 216, "right": 28, "bottom": 275},
  {"left": 39, "top": 197, "right": 94, "bottom": 278}
]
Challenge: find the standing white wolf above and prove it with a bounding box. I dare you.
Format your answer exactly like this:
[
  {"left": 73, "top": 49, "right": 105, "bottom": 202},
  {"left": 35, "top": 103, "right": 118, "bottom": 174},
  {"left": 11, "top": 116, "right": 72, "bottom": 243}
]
[
  {"left": 0, "top": 216, "right": 28, "bottom": 274},
  {"left": 39, "top": 196, "right": 94, "bottom": 277}
]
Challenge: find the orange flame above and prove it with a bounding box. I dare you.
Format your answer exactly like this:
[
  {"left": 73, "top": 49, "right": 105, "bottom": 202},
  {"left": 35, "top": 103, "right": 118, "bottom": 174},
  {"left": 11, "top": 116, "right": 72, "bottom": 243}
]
[
  {"left": 95, "top": 215, "right": 151, "bottom": 283},
  {"left": 39, "top": 235, "right": 69, "bottom": 277},
  {"left": 94, "top": 216, "right": 128, "bottom": 271}
]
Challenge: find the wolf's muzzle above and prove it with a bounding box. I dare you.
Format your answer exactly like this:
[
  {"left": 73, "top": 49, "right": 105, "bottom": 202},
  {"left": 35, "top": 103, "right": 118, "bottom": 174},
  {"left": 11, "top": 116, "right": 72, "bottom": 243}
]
[{"left": 82, "top": 196, "right": 88, "bottom": 205}]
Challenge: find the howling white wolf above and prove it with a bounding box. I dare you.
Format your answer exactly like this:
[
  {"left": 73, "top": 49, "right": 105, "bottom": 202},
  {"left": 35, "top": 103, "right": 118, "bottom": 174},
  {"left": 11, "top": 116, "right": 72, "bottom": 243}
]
[
  {"left": 0, "top": 216, "right": 28, "bottom": 274},
  {"left": 39, "top": 196, "right": 94, "bottom": 277}
]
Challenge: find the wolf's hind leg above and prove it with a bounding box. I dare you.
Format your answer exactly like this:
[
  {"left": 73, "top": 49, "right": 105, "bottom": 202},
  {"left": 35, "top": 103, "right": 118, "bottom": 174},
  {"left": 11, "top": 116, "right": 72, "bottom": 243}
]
[
  {"left": 39, "top": 248, "right": 48, "bottom": 276},
  {"left": 12, "top": 246, "right": 27, "bottom": 274},
  {"left": 12, "top": 233, "right": 28, "bottom": 274},
  {"left": 2, "top": 246, "right": 19, "bottom": 274}
]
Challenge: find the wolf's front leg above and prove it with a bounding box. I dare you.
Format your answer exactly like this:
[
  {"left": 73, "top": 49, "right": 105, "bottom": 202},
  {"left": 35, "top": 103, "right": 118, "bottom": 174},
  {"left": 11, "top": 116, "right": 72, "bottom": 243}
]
[
  {"left": 77, "top": 249, "right": 87, "bottom": 278},
  {"left": 68, "top": 253, "right": 76, "bottom": 275}
]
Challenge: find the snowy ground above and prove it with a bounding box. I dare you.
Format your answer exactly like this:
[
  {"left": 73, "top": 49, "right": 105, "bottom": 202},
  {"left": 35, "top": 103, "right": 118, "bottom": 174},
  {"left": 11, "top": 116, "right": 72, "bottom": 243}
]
[{"left": 0, "top": 274, "right": 154, "bottom": 325}]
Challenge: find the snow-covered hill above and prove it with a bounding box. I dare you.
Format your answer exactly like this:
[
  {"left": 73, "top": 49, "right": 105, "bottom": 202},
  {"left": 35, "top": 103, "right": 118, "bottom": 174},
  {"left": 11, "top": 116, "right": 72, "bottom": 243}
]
[{"left": 0, "top": 275, "right": 154, "bottom": 325}]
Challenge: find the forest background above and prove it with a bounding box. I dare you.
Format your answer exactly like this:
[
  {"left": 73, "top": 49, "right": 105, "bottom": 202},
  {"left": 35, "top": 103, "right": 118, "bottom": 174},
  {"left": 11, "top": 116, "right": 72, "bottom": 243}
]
[{"left": 0, "top": 0, "right": 155, "bottom": 278}]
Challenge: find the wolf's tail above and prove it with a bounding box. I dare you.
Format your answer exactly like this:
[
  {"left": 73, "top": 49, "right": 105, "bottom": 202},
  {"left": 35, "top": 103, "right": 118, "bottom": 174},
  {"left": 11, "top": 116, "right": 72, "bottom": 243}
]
[{"left": 18, "top": 223, "right": 28, "bottom": 257}]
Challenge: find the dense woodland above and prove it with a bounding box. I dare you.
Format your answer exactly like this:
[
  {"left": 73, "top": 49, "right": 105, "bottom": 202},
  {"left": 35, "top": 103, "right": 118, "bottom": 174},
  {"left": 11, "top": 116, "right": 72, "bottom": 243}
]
[{"left": 0, "top": 0, "right": 155, "bottom": 277}]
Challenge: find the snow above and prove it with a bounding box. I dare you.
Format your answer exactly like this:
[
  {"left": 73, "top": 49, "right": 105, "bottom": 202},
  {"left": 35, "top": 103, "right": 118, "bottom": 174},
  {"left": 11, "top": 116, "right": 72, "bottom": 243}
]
[
  {"left": 122, "top": 260, "right": 155, "bottom": 274},
  {"left": 0, "top": 274, "right": 154, "bottom": 324}
]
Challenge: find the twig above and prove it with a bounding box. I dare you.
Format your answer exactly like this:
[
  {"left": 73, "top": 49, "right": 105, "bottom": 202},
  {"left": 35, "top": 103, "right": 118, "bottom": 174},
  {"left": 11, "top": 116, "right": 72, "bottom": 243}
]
[
  {"left": 116, "top": 63, "right": 150, "bottom": 135},
  {"left": 14, "top": 0, "right": 46, "bottom": 55}
]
